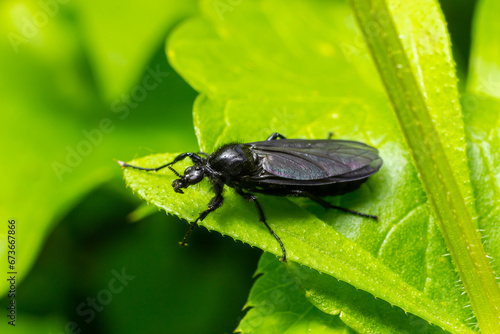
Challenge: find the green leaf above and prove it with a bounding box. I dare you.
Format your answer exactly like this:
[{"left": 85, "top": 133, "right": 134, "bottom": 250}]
[
  {"left": 287, "top": 255, "right": 446, "bottom": 333},
  {"left": 0, "top": 4, "right": 110, "bottom": 296},
  {"left": 236, "top": 253, "right": 354, "bottom": 334},
  {"left": 123, "top": 100, "right": 471, "bottom": 333},
  {"left": 465, "top": 0, "right": 500, "bottom": 279},
  {"left": 0, "top": 0, "right": 197, "bottom": 297},
  {"left": 463, "top": 0, "right": 500, "bottom": 323},
  {"left": 467, "top": 0, "right": 500, "bottom": 99},
  {"left": 464, "top": 95, "right": 500, "bottom": 292},
  {"left": 282, "top": 212, "right": 466, "bottom": 333},
  {"left": 73, "top": 0, "right": 197, "bottom": 100},
  {"left": 118, "top": 0, "right": 496, "bottom": 333},
  {"left": 350, "top": 0, "right": 500, "bottom": 331}
]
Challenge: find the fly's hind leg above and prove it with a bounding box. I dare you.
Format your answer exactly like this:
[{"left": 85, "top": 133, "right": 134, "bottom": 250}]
[
  {"left": 296, "top": 191, "right": 378, "bottom": 221},
  {"left": 236, "top": 188, "right": 287, "bottom": 262},
  {"left": 266, "top": 133, "right": 287, "bottom": 141},
  {"left": 268, "top": 132, "right": 333, "bottom": 140}
]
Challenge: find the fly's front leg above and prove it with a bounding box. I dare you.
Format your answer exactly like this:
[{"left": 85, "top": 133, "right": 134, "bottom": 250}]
[
  {"left": 236, "top": 188, "right": 287, "bottom": 262},
  {"left": 179, "top": 184, "right": 224, "bottom": 246},
  {"left": 117, "top": 152, "right": 205, "bottom": 177},
  {"left": 266, "top": 133, "right": 287, "bottom": 141}
]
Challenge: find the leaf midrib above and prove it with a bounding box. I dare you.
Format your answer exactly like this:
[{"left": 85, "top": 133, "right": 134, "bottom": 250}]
[{"left": 350, "top": 0, "right": 500, "bottom": 331}]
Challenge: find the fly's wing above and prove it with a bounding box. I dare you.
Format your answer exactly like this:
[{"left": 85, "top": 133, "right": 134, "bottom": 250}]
[{"left": 245, "top": 139, "right": 382, "bottom": 185}]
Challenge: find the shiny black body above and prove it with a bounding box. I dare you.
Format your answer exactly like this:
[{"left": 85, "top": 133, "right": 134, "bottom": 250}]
[{"left": 118, "top": 133, "right": 383, "bottom": 262}]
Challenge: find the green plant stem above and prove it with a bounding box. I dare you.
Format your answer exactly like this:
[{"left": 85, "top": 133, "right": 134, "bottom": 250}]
[{"left": 350, "top": 0, "right": 500, "bottom": 332}]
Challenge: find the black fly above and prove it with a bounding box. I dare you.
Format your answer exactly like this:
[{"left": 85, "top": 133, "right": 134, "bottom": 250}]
[{"left": 118, "top": 133, "right": 383, "bottom": 262}]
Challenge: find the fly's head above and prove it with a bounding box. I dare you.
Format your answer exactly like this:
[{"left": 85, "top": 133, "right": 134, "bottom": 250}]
[{"left": 172, "top": 165, "right": 205, "bottom": 194}]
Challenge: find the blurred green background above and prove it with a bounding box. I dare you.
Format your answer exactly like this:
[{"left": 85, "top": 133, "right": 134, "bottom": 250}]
[{"left": 0, "top": 0, "right": 476, "bottom": 333}]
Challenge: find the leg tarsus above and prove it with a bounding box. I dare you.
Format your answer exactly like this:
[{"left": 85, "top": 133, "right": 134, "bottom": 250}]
[{"left": 179, "top": 222, "right": 197, "bottom": 247}]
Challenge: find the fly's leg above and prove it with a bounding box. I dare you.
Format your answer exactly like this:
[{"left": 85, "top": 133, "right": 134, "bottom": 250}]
[
  {"left": 268, "top": 132, "right": 333, "bottom": 141},
  {"left": 297, "top": 191, "right": 378, "bottom": 221},
  {"left": 236, "top": 189, "right": 287, "bottom": 262},
  {"left": 117, "top": 152, "right": 205, "bottom": 177},
  {"left": 266, "top": 133, "right": 287, "bottom": 141},
  {"left": 179, "top": 184, "right": 224, "bottom": 246}
]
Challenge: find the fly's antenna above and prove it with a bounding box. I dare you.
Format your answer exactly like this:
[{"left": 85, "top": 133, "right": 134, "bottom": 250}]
[{"left": 168, "top": 166, "right": 182, "bottom": 177}]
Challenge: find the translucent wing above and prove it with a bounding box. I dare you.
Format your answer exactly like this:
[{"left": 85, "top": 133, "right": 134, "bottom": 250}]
[{"left": 246, "top": 139, "right": 382, "bottom": 184}]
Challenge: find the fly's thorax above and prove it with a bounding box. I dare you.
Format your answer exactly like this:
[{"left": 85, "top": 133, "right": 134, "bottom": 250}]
[{"left": 207, "top": 144, "right": 258, "bottom": 178}]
